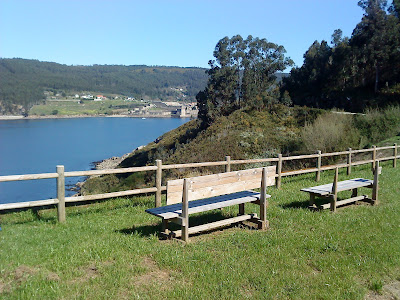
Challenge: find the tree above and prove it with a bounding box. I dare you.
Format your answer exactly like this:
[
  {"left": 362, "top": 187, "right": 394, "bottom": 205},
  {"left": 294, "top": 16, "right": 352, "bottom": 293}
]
[{"left": 197, "top": 35, "right": 293, "bottom": 125}]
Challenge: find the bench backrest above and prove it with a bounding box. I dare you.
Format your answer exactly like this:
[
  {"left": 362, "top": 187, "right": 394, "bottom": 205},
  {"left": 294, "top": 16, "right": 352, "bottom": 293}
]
[{"left": 166, "top": 166, "right": 276, "bottom": 205}]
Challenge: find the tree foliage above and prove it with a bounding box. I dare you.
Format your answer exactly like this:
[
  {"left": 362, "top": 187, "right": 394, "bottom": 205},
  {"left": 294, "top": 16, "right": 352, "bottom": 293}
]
[
  {"left": 282, "top": 0, "right": 400, "bottom": 111},
  {"left": 197, "top": 35, "right": 293, "bottom": 125}
]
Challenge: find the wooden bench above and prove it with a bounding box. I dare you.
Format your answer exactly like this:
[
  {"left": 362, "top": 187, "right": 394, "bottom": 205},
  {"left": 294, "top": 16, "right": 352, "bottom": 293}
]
[
  {"left": 301, "top": 163, "right": 381, "bottom": 212},
  {"left": 146, "top": 166, "right": 276, "bottom": 242}
]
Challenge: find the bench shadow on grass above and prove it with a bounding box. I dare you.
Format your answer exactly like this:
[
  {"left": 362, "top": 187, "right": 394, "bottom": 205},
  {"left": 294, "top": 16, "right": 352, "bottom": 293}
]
[
  {"left": 118, "top": 210, "right": 241, "bottom": 238},
  {"left": 279, "top": 197, "right": 331, "bottom": 210}
]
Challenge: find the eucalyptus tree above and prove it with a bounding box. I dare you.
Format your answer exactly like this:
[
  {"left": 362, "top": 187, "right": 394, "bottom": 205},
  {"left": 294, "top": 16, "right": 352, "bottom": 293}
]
[{"left": 197, "top": 35, "right": 293, "bottom": 125}]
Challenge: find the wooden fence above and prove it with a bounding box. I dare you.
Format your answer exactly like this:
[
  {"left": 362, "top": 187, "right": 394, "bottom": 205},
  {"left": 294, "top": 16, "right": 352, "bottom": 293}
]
[{"left": 0, "top": 143, "right": 398, "bottom": 222}]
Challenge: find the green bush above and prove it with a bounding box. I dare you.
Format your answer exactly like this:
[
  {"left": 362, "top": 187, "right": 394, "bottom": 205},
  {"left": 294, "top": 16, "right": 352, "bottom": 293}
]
[
  {"left": 355, "top": 106, "right": 400, "bottom": 146},
  {"left": 300, "top": 113, "right": 362, "bottom": 153}
]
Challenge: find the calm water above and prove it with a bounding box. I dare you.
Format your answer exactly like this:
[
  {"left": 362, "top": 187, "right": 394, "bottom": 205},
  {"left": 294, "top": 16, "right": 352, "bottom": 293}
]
[{"left": 0, "top": 117, "right": 188, "bottom": 204}]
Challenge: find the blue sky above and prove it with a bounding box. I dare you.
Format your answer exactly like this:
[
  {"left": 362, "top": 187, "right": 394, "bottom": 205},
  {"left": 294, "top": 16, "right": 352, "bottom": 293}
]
[{"left": 0, "top": 0, "right": 364, "bottom": 69}]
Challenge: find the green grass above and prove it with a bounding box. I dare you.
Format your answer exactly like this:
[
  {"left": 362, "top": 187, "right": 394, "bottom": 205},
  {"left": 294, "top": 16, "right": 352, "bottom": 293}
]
[
  {"left": 0, "top": 162, "right": 399, "bottom": 299},
  {"left": 29, "top": 100, "right": 142, "bottom": 116}
]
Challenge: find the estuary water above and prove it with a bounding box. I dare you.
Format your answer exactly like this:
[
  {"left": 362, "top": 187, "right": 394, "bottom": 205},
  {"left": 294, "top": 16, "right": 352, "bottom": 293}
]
[{"left": 0, "top": 117, "right": 188, "bottom": 204}]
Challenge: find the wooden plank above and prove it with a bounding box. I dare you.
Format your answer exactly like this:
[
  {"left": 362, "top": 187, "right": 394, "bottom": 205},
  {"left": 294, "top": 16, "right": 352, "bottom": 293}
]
[
  {"left": 167, "top": 167, "right": 276, "bottom": 205},
  {"left": 281, "top": 153, "right": 319, "bottom": 161},
  {"left": 0, "top": 198, "right": 58, "bottom": 211},
  {"left": 230, "top": 158, "right": 278, "bottom": 164},
  {"left": 147, "top": 190, "right": 265, "bottom": 219},
  {"left": 65, "top": 187, "right": 158, "bottom": 202},
  {"left": 0, "top": 172, "right": 58, "bottom": 182},
  {"left": 65, "top": 166, "right": 157, "bottom": 177},
  {"left": 170, "top": 214, "right": 254, "bottom": 238},
  {"left": 301, "top": 178, "right": 373, "bottom": 196},
  {"left": 161, "top": 161, "right": 227, "bottom": 170},
  {"left": 320, "top": 195, "right": 367, "bottom": 209}
]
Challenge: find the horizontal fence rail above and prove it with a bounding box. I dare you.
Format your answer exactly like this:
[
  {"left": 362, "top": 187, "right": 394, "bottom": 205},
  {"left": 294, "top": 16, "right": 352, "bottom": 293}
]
[{"left": 0, "top": 143, "right": 398, "bottom": 222}]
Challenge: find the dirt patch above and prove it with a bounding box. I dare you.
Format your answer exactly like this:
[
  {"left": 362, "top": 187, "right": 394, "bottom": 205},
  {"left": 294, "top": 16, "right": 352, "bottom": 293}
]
[
  {"left": 0, "top": 279, "right": 11, "bottom": 294},
  {"left": 69, "top": 261, "right": 115, "bottom": 284},
  {"left": 133, "top": 256, "right": 170, "bottom": 288},
  {"left": 14, "top": 265, "right": 38, "bottom": 284},
  {"left": 366, "top": 281, "right": 400, "bottom": 300},
  {"left": 46, "top": 272, "right": 60, "bottom": 281}
]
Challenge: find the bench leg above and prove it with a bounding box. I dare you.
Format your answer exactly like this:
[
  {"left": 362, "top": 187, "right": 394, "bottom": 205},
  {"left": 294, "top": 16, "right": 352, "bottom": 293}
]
[
  {"left": 162, "top": 219, "right": 170, "bottom": 235},
  {"left": 259, "top": 197, "right": 268, "bottom": 231},
  {"left": 238, "top": 203, "right": 245, "bottom": 215},
  {"left": 181, "top": 216, "right": 189, "bottom": 242},
  {"left": 330, "top": 194, "right": 337, "bottom": 212},
  {"left": 309, "top": 194, "right": 316, "bottom": 208}
]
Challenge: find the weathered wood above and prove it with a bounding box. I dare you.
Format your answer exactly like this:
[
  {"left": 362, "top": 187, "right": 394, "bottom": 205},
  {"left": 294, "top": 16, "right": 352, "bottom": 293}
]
[
  {"left": 320, "top": 195, "right": 368, "bottom": 210},
  {"left": 155, "top": 160, "right": 162, "bottom": 207},
  {"left": 394, "top": 143, "right": 398, "bottom": 168},
  {"left": 238, "top": 203, "right": 245, "bottom": 215},
  {"left": 0, "top": 198, "right": 58, "bottom": 210},
  {"left": 65, "top": 166, "right": 157, "bottom": 177},
  {"left": 259, "top": 167, "right": 268, "bottom": 230},
  {"left": 330, "top": 168, "right": 339, "bottom": 212},
  {"left": 347, "top": 148, "right": 352, "bottom": 175},
  {"left": 65, "top": 187, "right": 159, "bottom": 202},
  {"left": 309, "top": 194, "right": 316, "bottom": 208},
  {"left": 320, "top": 150, "right": 350, "bottom": 157},
  {"left": 57, "top": 165, "right": 66, "bottom": 223},
  {"left": 230, "top": 158, "right": 278, "bottom": 165},
  {"left": 181, "top": 179, "right": 189, "bottom": 242},
  {"left": 316, "top": 150, "right": 321, "bottom": 182},
  {"left": 225, "top": 156, "right": 231, "bottom": 173},
  {"left": 170, "top": 214, "right": 254, "bottom": 238},
  {"left": 0, "top": 173, "right": 58, "bottom": 182},
  {"left": 372, "top": 145, "right": 377, "bottom": 171},
  {"left": 276, "top": 154, "right": 282, "bottom": 189},
  {"left": 301, "top": 178, "right": 373, "bottom": 196},
  {"left": 161, "top": 161, "right": 227, "bottom": 170},
  {"left": 281, "top": 153, "right": 319, "bottom": 161},
  {"left": 372, "top": 162, "right": 380, "bottom": 205},
  {"left": 166, "top": 166, "right": 276, "bottom": 205}
]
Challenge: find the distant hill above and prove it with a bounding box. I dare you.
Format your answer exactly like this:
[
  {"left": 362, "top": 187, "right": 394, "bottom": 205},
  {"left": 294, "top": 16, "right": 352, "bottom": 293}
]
[{"left": 0, "top": 58, "right": 208, "bottom": 114}]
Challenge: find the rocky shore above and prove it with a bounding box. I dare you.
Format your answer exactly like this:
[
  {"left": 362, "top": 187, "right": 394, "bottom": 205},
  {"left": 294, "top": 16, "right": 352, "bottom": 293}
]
[{"left": 93, "top": 153, "right": 131, "bottom": 170}]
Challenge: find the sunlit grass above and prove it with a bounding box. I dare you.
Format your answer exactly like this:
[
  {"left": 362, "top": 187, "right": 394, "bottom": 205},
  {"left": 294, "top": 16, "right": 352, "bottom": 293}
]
[{"left": 0, "top": 162, "right": 399, "bottom": 299}]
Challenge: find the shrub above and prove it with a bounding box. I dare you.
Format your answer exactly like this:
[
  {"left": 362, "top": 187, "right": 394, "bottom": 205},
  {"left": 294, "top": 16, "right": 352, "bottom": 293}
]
[{"left": 301, "top": 112, "right": 362, "bottom": 153}]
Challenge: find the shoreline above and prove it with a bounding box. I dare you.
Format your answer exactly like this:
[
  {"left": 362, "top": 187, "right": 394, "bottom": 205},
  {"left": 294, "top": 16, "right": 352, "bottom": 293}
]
[{"left": 0, "top": 114, "right": 192, "bottom": 121}]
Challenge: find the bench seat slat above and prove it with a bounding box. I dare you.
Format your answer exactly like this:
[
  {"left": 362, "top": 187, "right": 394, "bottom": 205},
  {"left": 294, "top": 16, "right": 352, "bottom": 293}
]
[
  {"left": 301, "top": 178, "right": 373, "bottom": 196},
  {"left": 146, "top": 190, "right": 269, "bottom": 219}
]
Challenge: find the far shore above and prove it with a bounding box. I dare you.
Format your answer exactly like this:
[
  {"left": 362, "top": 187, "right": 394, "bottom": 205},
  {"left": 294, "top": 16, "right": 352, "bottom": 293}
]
[{"left": 0, "top": 114, "right": 191, "bottom": 121}]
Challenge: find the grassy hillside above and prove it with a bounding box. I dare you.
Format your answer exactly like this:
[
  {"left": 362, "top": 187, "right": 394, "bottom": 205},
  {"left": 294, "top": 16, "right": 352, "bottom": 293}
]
[
  {"left": 82, "top": 105, "right": 400, "bottom": 196},
  {"left": 82, "top": 106, "right": 323, "bottom": 195},
  {"left": 1, "top": 162, "right": 399, "bottom": 299}
]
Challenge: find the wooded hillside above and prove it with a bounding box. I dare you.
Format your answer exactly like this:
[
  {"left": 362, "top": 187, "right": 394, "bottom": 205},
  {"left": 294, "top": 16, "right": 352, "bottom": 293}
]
[{"left": 0, "top": 58, "right": 208, "bottom": 114}]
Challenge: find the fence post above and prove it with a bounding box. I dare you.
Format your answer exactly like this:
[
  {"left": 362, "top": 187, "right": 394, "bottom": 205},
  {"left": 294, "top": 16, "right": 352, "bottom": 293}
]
[
  {"left": 57, "top": 165, "right": 66, "bottom": 223},
  {"left": 225, "top": 156, "right": 231, "bottom": 173},
  {"left": 347, "top": 148, "right": 352, "bottom": 176},
  {"left": 276, "top": 154, "right": 282, "bottom": 189},
  {"left": 155, "top": 159, "right": 162, "bottom": 207},
  {"left": 372, "top": 145, "right": 377, "bottom": 171},
  {"left": 316, "top": 150, "right": 321, "bottom": 182},
  {"left": 394, "top": 143, "right": 397, "bottom": 168}
]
